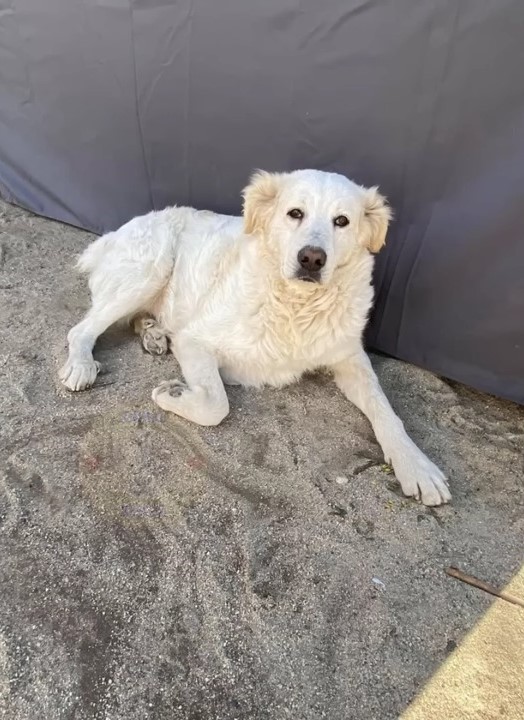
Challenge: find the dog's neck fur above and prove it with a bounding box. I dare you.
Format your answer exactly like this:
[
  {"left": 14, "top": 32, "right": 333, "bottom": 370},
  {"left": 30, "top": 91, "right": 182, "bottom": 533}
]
[{"left": 242, "top": 239, "right": 375, "bottom": 348}]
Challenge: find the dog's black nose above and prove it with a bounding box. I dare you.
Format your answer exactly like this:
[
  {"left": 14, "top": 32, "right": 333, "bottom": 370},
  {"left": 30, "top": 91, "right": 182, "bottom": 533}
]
[{"left": 297, "top": 246, "right": 327, "bottom": 272}]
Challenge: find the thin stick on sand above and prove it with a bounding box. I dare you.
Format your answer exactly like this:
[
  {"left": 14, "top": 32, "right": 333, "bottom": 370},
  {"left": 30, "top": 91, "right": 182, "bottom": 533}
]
[{"left": 445, "top": 566, "right": 524, "bottom": 609}]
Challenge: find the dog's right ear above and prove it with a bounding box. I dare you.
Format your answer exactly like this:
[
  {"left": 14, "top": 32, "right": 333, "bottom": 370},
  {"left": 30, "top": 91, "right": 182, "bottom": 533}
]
[
  {"left": 359, "top": 186, "right": 392, "bottom": 254},
  {"left": 242, "top": 171, "right": 282, "bottom": 235}
]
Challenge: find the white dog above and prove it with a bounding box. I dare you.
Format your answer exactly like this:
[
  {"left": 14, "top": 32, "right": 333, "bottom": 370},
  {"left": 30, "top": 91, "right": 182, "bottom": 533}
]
[{"left": 60, "top": 169, "right": 450, "bottom": 506}]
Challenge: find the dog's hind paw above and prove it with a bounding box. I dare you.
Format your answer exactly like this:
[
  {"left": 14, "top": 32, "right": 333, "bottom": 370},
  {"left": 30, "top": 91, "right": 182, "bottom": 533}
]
[
  {"left": 134, "top": 316, "right": 169, "bottom": 356},
  {"left": 142, "top": 326, "right": 168, "bottom": 356},
  {"left": 59, "top": 358, "right": 101, "bottom": 391}
]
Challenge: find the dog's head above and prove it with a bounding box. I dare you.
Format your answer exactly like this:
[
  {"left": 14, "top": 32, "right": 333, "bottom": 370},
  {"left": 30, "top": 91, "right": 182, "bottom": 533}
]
[{"left": 242, "top": 169, "right": 391, "bottom": 285}]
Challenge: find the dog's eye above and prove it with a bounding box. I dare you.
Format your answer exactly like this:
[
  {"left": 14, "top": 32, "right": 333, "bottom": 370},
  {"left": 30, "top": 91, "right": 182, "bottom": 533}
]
[
  {"left": 334, "top": 215, "right": 350, "bottom": 228},
  {"left": 287, "top": 208, "right": 304, "bottom": 220}
]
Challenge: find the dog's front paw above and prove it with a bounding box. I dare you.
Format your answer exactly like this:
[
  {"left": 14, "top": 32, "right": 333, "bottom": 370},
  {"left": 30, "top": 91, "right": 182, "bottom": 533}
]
[
  {"left": 152, "top": 379, "right": 187, "bottom": 402},
  {"left": 151, "top": 379, "right": 228, "bottom": 426},
  {"left": 389, "top": 443, "right": 451, "bottom": 506},
  {"left": 59, "top": 358, "right": 101, "bottom": 391}
]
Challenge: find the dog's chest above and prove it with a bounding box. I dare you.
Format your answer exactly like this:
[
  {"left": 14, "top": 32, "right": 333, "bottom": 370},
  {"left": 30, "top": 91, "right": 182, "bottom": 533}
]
[{"left": 214, "top": 287, "right": 364, "bottom": 387}]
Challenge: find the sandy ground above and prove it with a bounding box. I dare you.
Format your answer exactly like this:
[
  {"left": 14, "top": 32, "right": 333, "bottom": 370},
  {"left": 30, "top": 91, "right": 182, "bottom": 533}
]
[{"left": 0, "top": 199, "right": 523, "bottom": 720}]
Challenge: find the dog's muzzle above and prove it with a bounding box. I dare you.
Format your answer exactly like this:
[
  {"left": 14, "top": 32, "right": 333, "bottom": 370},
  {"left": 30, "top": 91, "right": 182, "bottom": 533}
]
[
  {"left": 295, "top": 245, "right": 326, "bottom": 283},
  {"left": 295, "top": 268, "right": 322, "bottom": 283}
]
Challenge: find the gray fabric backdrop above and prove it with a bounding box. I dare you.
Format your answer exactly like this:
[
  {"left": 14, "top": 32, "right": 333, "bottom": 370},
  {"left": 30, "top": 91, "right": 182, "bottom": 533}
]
[{"left": 1, "top": 1, "right": 523, "bottom": 403}]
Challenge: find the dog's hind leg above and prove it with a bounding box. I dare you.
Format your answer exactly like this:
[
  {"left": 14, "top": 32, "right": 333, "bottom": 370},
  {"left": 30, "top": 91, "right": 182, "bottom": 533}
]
[
  {"left": 133, "top": 314, "right": 169, "bottom": 356},
  {"left": 60, "top": 269, "right": 171, "bottom": 392},
  {"left": 60, "top": 295, "right": 147, "bottom": 391},
  {"left": 60, "top": 212, "right": 176, "bottom": 391}
]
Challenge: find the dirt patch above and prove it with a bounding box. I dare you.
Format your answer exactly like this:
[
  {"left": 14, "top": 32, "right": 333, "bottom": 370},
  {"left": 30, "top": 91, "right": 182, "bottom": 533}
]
[{"left": 1, "top": 200, "right": 523, "bottom": 720}]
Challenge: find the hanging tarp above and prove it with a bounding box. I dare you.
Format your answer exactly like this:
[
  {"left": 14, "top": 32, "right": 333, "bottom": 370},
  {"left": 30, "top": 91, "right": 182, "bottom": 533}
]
[{"left": 1, "top": 1, "right": 523, "bottom": 402}]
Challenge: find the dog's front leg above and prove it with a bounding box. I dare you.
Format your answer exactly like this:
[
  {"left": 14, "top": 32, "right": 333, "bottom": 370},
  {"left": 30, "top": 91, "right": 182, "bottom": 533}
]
[
  {"left": 332, "top": 350, "right": 450, "bottom": 506},
  {"left": 152, "top": 334, "right": 229, "bottom": 426}
]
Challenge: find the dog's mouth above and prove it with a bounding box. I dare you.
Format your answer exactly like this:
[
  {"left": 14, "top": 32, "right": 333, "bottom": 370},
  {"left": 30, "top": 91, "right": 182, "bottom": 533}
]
[{"left": 294, "top": 270, "right": 322, "bottom": 284}]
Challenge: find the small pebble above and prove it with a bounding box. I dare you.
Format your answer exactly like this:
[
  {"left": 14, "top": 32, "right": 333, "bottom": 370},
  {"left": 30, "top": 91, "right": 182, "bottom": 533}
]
[{"left": 335, "top": 475, "right": 349, "bottom": 485}]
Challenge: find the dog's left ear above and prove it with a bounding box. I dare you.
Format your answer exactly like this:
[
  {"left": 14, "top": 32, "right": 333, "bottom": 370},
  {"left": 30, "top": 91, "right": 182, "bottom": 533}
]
[
  {"left": 360, "top": 186, "right": 392, "bottom": 253},
  {"left": 242, "top": 170, "right": 283, "bottom": 235}
]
